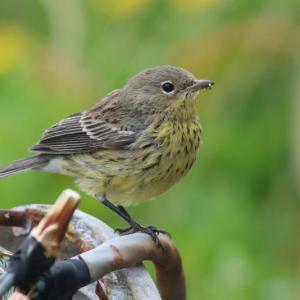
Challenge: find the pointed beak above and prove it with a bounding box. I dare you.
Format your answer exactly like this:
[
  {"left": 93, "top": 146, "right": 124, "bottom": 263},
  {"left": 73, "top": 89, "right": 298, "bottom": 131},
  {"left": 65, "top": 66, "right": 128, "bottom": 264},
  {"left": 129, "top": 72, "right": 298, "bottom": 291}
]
[{"left": 187, "top": 79, "right": 215, "bottom": 92}]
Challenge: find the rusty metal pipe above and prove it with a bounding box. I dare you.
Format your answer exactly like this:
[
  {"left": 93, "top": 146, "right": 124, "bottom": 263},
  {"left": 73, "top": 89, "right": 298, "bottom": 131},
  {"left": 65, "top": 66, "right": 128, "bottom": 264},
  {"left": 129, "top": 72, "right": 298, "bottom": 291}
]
[{"left": 77, "top": 233, "right": 186, "bottom": 300}]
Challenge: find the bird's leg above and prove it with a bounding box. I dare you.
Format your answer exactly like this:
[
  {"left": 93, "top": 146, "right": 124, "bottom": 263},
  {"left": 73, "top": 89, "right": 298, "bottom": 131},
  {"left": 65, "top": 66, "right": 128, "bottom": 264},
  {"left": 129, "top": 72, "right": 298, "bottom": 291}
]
[
  {"left": 117, "top": 205, "right": 131, "bottom": 220},
  {"left": 117, "top": 205, "right": 170, "bottom": 236},
  {"left": 96, "top": 194, "right": 167, "bottom": 247},
  {"left": 97, "top": 194, "right": 132, "bottom": 223}
]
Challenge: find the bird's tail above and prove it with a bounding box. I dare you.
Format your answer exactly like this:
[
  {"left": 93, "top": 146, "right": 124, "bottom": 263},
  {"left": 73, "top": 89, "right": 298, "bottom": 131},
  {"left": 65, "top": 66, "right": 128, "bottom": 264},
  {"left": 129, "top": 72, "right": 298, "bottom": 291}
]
[{"left": 0, "top": 156, "right": 49, "bottom": 179}]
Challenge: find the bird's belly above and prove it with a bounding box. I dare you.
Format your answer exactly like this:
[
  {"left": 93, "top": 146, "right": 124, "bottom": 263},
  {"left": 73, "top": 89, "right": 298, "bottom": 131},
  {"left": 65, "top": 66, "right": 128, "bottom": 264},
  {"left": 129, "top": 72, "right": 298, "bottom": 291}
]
[
  {"left": 68, "top": 121, "right": 201, "bottom": 206},
  {"left": 131, "top": 146, "right": 199, "bottom": 204},
  {"left": 75, "top": 150, "right": 198, "bottom": 206}
]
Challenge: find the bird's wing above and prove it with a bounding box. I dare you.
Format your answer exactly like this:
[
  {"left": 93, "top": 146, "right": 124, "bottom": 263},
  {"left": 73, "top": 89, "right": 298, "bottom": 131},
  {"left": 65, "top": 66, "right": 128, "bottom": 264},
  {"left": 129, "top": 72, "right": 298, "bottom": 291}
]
[{"left": 30, "top": 91, "right": 137, "bottom": 155}]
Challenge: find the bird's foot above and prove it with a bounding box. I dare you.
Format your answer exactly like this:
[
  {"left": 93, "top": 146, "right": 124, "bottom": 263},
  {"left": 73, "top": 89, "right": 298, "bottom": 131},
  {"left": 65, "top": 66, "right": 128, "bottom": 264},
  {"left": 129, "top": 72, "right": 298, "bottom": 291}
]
[
  {"left": 96, "top": 198, "right": 169, "bottom": 248},
  {"left": 115, "top": 223, "right": 169, "bottom": 248}
]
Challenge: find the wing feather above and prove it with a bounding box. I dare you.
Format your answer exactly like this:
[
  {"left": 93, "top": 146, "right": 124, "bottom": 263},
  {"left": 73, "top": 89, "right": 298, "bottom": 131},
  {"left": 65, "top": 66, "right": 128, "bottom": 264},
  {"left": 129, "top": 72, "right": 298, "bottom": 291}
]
[{"left": 30, "top": 90, "right": 137, "bottom": 155}]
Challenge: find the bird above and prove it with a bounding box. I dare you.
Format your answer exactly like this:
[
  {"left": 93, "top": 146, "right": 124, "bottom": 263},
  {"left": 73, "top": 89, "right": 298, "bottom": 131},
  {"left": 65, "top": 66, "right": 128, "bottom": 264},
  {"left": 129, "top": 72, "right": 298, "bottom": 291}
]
[{"left": 0, "top": 65, "right": 214, "bottom": 246}]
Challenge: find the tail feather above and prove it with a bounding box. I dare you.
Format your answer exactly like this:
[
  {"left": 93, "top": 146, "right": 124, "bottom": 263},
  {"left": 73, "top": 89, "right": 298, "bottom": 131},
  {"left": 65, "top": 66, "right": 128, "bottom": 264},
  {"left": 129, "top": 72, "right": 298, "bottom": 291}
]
[{"left": 0, "top": 156, "right": 49, "bottom": 179}]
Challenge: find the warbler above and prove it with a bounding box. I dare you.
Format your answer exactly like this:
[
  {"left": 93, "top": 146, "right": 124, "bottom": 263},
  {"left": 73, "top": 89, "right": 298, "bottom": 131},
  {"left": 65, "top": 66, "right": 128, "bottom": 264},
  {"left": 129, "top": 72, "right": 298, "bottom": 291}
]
[{"left": 0, "top": 65, "right": 214, "bottom": 244}]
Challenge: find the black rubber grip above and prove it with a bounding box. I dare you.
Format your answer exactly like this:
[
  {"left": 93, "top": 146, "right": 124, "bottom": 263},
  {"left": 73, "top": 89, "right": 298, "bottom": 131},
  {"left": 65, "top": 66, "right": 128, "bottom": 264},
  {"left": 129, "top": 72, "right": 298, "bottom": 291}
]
[{"left": 32, "top": 258, "right": 91, "bottom": 300}]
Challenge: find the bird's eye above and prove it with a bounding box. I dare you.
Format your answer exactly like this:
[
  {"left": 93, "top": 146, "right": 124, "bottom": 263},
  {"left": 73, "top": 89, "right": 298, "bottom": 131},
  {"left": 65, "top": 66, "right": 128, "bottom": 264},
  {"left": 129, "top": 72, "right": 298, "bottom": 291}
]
[{"left": 161, "top": 81, "right": 175, "bottom": 94}]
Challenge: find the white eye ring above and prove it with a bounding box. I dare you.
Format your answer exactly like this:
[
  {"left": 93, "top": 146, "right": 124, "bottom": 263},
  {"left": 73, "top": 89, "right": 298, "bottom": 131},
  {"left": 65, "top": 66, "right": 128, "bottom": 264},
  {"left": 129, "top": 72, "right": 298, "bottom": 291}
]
[{"left": 161, "top": 81, "right": 175, "bottom": 95}]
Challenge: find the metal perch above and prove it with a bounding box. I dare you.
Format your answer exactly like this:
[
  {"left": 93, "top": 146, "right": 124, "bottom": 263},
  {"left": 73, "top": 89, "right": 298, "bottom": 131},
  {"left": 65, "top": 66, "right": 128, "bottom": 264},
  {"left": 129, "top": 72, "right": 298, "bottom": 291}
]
[
  {"left": 75, "top": 232, "right": 186, "bottom": 300},
  {"left": 0, "top": 189, "right": 80, "bottom": 298},
  {"left": 0, "top": 190, "right": 186, "bottom": 300}
]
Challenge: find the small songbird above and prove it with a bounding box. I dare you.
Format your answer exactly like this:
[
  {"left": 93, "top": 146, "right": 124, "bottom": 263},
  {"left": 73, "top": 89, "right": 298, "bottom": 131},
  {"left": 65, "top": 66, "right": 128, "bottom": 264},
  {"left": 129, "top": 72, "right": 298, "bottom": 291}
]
[{"left": 0, "top": 66, "right": 214, "bottom": 245}]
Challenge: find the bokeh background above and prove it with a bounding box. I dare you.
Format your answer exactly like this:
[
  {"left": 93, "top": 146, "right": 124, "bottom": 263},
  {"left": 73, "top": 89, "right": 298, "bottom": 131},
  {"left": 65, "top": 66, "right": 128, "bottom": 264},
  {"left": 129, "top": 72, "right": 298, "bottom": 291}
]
[{"left": 1, "top": 0, "right": 300, "bottom": 299}]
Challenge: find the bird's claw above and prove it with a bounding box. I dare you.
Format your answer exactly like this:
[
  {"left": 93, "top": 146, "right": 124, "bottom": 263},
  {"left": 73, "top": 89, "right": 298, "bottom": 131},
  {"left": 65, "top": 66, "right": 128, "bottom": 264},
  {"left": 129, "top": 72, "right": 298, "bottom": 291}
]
[{"left": 115, "top": 224, "right": 169, "bottom": 248}]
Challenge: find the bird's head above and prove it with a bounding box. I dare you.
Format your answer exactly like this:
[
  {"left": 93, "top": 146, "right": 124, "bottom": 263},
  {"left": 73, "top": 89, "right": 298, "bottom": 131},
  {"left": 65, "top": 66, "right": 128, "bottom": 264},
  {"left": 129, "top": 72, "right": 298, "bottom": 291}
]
[{"left": 123, "top": 65, "right": 214, "bottom": 113}]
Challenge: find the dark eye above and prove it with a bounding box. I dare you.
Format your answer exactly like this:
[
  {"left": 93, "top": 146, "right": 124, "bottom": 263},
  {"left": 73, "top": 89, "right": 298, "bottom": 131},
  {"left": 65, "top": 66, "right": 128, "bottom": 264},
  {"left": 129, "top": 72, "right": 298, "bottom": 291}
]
[{"left": 161, "top": 81, "right": 175, "bottom": 94}]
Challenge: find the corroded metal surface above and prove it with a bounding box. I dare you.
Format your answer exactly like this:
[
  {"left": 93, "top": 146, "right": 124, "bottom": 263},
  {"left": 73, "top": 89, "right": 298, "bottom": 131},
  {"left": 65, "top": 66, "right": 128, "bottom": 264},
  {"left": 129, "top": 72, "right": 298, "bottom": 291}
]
[{"left": 0, "top": 205, "right": 161, "bottom": 300}]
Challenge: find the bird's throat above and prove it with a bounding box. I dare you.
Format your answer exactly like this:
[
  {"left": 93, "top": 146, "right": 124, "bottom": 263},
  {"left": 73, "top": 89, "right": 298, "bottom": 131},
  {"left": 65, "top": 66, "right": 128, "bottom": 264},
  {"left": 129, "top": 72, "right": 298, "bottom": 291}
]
[{"left": 167, "top": 99, "right": 198, "bottom": 122}]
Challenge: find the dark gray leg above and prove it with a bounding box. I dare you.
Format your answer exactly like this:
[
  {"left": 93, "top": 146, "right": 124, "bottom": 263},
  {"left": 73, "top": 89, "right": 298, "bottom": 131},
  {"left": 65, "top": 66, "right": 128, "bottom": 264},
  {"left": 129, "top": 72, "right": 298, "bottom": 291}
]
[{"left": 96, "top": 194, "right": 167, "bottom": 247}]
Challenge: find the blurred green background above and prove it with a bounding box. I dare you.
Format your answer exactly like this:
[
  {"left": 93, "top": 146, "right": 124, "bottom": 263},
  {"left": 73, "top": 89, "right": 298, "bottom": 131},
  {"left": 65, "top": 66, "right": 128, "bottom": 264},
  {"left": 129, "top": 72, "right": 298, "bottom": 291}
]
[{"left": 0, "top": 0, "right": 300, "bottom": 299}]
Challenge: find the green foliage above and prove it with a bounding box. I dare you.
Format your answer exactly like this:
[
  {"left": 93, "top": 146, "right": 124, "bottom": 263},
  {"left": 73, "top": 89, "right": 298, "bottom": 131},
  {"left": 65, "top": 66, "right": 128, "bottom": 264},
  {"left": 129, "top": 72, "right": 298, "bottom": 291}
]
[{"left": 0, "top": 0, "right": 299, "bottom": 299}]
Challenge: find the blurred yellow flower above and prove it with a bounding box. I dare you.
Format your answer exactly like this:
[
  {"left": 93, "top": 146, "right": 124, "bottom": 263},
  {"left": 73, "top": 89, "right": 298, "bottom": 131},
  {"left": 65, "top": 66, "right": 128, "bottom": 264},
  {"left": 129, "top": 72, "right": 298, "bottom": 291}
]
[
  {"left": 0, "top": 26, "right": 27, "bottom": 75},
  {"left": 93, "top": 0, "right": 150, "bottom": 17},
  {"left": 169, "top": 0, "right": 219, "bottom": 11}
]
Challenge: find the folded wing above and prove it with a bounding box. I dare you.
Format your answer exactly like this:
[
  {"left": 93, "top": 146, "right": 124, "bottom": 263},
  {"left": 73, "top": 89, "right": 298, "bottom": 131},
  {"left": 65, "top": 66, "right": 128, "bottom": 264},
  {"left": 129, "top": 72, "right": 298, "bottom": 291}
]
[{"left": 31, "top": 91, "right": 137, "bottom": 155}]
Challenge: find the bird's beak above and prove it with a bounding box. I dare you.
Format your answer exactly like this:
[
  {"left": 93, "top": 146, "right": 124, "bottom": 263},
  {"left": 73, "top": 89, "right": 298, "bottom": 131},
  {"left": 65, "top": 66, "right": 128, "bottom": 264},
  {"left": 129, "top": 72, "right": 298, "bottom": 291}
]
[{"left": 187, "top": 79, "right": 215, "bottom": 92}]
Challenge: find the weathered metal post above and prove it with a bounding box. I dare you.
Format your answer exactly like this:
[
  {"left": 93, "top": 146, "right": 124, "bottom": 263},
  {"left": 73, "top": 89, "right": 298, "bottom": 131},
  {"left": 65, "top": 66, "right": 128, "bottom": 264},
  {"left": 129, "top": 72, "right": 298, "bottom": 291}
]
[{"left": 0, "top": 190, "right": 186, "bottom": 300}]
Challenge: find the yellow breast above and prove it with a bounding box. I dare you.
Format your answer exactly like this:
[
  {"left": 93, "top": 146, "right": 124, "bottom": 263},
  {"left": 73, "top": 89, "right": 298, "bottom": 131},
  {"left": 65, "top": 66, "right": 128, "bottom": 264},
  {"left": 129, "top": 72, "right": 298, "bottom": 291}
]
[
  {"left": 72, "top": 103, "right": 202, "bottom": 206},
  {"left": 130, "top": 117, "right": 201, "bottom": 201}
]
